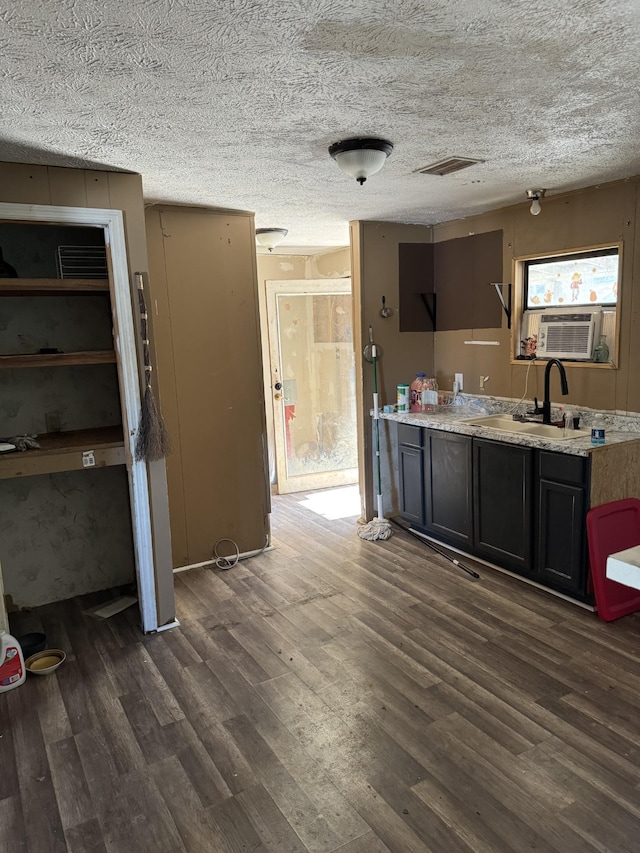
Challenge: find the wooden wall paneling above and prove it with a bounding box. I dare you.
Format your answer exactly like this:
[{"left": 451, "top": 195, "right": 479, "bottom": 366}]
[
  {"left": 84, "top": 170, "right": 111, "bottom": 209},
  {"left": 156, "top": 208, "right": 269, "bottom": 563},
  {"left": 47, "top": 167, "right": 88, "bottom": 208},
  {"left": 434, "top": 236, "right": 473, "bottom": 330},
  {"left": 614, "top": 186, "right": 639, "bottom": 412},
  {"left": 145, "top": 209, "right": 188, "bottom": 568},
  {"left": 0, "top": 164, "right": 51, "bottom": 204},
  {"left": 106, "top": 173, "right": 147, "bottom": 273},
  {"left": 398, "top": 242, "right": 435, "bottom": 332},
  {"left": 471, "top": 230, "right": 503, "bottom": 329}
]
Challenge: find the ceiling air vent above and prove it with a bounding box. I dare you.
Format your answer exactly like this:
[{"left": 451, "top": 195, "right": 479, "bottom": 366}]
[{"left": 417, "top": 157, "right": 484, "bottom": 176}]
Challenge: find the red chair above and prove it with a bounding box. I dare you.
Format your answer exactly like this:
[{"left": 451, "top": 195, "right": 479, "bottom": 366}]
[{"left": 586, "top": 498, "right": 640, "bottom": 621}]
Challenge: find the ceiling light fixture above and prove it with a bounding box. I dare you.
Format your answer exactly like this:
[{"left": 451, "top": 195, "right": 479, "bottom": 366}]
[
  {"left": 255, "top": 228, "right": 288, "bottom": 252},
  {"left": 329, "top": 137, "right": 393, "bottom": 185},
  {"left": 526, "top": 188, "right": 546, "bottom": 216}
]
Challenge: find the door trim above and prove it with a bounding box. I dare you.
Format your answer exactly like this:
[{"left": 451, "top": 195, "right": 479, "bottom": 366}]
[{"left": 265, "top": 279, "right": 358, "bottom": 494}]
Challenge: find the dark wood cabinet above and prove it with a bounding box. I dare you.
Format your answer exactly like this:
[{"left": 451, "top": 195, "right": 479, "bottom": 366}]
[
  {"left": 424, "top": 429, "right": 473, "bottom": 547},
  {"left": 536, "top": 451, "right": 590, "bottom": 600},
  {"left": 398, "top": 424, "right": 425, "bottom": 526},
  {"left": 396, "top": 424, "right": 591, "bottom": 602},
  {"left": 433, "top": 230, "right": 503, "bottom": 331},
  {"left": 398, "top": 230, "right": 503, "bottom": 333},
  {"left": 473, "top": 439, "right": 534, "bottom": 572}
]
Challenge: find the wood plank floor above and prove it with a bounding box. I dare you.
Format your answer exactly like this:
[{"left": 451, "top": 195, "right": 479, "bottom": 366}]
[{"left": 3, "top": 489, "right": 640, "bottom": 853}]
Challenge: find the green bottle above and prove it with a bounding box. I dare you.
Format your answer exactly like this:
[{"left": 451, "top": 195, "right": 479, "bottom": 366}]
[{"left": 593, "top": 334, "right": 609, "bottom": 363}]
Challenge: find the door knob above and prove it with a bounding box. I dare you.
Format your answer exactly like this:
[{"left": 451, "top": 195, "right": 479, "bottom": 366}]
[
  {"left": 274, "top": 392, "right": 282, "bottom": 401},
  {"left": 274, "top": 382, "right": 283, "bottom": 390}
]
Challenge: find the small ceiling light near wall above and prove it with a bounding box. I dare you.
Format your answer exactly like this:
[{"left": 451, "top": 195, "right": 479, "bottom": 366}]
[
  {"left": 329, "top": 137, "right": 393, "bottom": 185},
  {"left": 256, "top": 228, "right": 288, "bottom": 252},
  {"left": 526, "top": 188, "right": 546, "bottom": 216}
]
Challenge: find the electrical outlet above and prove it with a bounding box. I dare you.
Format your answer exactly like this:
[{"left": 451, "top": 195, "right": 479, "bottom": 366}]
[
  {"left": 45, "top": 412, "right": 60, "bottom": 433},
  {"left": 455, "top": 373, "right": 463, "bottom": 392}
]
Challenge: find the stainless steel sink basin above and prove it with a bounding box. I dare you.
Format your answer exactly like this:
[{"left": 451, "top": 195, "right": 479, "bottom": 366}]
[{"left": 461, "top": 414, "right": 583, "bottom": 440}]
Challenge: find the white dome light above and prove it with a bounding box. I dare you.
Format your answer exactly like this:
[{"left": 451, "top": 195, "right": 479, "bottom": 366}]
[{"left": 329, "top": 137, "right": 394, "bottom": 185}]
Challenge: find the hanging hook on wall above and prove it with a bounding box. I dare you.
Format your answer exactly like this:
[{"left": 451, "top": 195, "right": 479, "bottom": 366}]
[{"left": 379, "top": 295, "right": 393, "bottom": 318}]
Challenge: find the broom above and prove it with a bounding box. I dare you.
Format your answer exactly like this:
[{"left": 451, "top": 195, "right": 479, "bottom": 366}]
[
  {"left": 357, "top": 327, "right": 392, "bottom": 541},
  {"left": 134, "top": 272, "right": 171, "bottom": 462}
]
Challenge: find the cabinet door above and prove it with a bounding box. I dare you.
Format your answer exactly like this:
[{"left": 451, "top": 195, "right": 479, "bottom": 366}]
[
  {"left": 473, "top": 439, "right": 533, "bottom": 572},
  {"left": 399, "top": 443, "right": 425, "bottom": 526},
  {"left": 434, "top": 237, "right": 473, "bottom": 331},
  {"left": 537, "top": 478, "right": 588, "bottom": 598},
  {"left": 424, "top": 429, "right": 473, "bottom": 546}
]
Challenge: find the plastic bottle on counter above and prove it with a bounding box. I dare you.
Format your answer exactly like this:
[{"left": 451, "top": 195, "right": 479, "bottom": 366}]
[
  {"left": 410, "top": 373, "right": 426, "bottom": 412},
  {"left": 0, "top": 631, "right": 26, "bottom": 693},
  {"left": 591, "top": 413, "right": 606, "bottom": 446},
  {"left": 421, "top": 377, "right": 439, "bottom": 413},
  {"left": 397, "top": 383, "right": 410, "bottom": 413}
]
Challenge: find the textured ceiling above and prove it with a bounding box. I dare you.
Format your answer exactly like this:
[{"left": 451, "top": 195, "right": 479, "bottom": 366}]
[{"left": 1, "top": 0, "right": 639, "bottom": 250}]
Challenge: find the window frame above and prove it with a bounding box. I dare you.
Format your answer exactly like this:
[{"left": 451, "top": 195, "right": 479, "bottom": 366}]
[{"left": 512, "top": 241, "right": 623, "bottom": 368}]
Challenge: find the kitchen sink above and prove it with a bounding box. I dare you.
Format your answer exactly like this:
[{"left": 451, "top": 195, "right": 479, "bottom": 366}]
[{"left": 461, "top": 414, "right": 584, "bottom": 440}]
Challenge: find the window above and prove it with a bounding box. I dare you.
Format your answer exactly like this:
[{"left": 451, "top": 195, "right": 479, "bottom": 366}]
[
  {"left": 513, "top": 244, "right": 621, "bottom": 366},
  {"left": 524, "top": 247, "right": 618, "bottom": 309}
]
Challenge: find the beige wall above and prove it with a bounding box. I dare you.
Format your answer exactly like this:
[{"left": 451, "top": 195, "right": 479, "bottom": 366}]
[
  {"left": 433, "top": 178, "right": 639, "bottom": 412},
  {"left": 146, "top": 206, "right": 269, "bottom": 565},
  {"left": 0, "top": 161, "right": 175, "bottom": 625}
]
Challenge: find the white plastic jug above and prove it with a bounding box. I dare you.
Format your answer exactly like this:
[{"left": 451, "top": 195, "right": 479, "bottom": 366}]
[{"left": 0, "top": 631, "right": 26, "bottom": 692}]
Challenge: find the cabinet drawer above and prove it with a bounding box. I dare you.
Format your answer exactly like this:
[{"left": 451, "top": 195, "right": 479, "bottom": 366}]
[
  {"left": 397, "top": 424, "right": 423, "bottom": 447},
  {"left": 539, "top": 451, "right": 588, "bottom": 486}
]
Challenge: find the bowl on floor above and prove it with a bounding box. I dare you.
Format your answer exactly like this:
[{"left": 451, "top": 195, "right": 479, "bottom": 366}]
[{"left": 25, "top": 649, "right": 66, "bottom": 675}]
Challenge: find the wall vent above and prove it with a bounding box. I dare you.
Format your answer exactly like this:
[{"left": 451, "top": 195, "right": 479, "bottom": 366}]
[{"left": 417, "top": 157, "right": 484, "bottom": 176}]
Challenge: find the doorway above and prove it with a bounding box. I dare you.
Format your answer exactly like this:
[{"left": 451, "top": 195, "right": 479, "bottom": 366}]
[
  {"left": 0, "top": 202, "right": 162, "bottom": 634},
  {"left": 265, "top": 279, "right": 358, "bottom": 494}
]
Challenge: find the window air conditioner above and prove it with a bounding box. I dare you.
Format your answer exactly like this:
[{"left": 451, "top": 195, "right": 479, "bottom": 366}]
[{"left": 536, "top": 311, "right": 600, "bottom": 360}]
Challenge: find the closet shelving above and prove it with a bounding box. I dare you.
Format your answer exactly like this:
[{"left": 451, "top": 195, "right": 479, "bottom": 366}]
[{"left": 0, "top": 274, "right": 126, "bottom": 479}]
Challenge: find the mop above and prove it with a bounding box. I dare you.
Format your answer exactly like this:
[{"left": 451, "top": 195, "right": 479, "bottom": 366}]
[{"left": 357, "top": 328, "right": 392, "bottom": 541}]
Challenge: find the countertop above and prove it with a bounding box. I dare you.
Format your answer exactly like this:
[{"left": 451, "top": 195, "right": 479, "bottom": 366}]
[{"left": 379, "top": 408, "right": 640, "bottom": 457}]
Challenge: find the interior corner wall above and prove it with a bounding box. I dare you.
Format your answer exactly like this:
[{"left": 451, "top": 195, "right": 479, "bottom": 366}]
[
  {"left": 351, "top": 221, "right": 435, "bottom": 520},
  {"left": 146, "top": 205, "right": 270, "bottom": 567},
  {"left": 0, "top": 161, "right": 175, "bottom": 627},
  {"left": 255, "top": 247, "right": 351, "bottom": 487},
  {"left": 432, "top": 177, "right": 639, "bottom": 414}
]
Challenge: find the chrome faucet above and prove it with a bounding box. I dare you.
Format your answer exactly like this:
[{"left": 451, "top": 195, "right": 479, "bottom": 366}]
[{"left": 543, "top": 358, "right": 569, "bottom": 424}]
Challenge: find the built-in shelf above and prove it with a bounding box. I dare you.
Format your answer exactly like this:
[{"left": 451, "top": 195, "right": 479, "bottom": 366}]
[
  {"left": 0, "top": 278, "right": 109, "bottom": 294},
  {"left": 0, "top": 426, "right": 125, "bottom": 480},
  {"left": 0, "top": 350, "right": 116, "bottom": 369}
]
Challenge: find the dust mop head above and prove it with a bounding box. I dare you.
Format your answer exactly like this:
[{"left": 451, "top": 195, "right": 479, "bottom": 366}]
[{"left": 357, "top": 517, "right": 392, "bottom": 541}]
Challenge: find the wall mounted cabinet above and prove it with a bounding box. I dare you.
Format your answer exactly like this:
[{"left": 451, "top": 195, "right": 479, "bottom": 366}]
[{"left": 398, "top": 230, "right": 503, "bottom": 332}]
